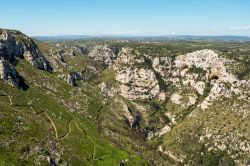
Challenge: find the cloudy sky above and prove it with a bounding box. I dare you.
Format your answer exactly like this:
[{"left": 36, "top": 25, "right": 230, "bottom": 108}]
[{"left": 1, "top": 0, "right": 250, "bottom": 36}]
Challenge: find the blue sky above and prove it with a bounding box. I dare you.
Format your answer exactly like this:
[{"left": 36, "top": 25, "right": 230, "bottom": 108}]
[{"left": 1, "top": 0, "right": 250, "bottom": 36}]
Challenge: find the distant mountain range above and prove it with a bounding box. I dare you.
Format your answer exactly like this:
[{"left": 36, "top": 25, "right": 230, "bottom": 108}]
[{"left": 33, "top": 35, "right": 250, "bottom": 42}]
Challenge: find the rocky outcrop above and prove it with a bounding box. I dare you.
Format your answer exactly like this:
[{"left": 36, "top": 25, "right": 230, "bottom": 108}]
[
  {"left": 47, "top": 49, "right": 67, "bottom": 72},
  {"left": 170, "top": 49, "right": 249, "bottom": 110},
  {"left": 88, "top": 45, "right": 117, "bottom": 66},
  {"left": 116, "top": 67, "right": 160, "bottom": 100},
  {"left": 113, "top": 47, "right": 145, "bottom": 69},
  {"left": 175, "top": 49, "right": 220, "bottom": 70},
  {"left": 174, "top": 49, "right": 238, "bottom": 84},
  {"left": 112, "top": 47, "right": 167, "bottom": 100},
  {"left": 171, "top": 93, "right": 183, "bottom": 105},
  {"left": 100, "top": 81, "right": 114, "bottom": 97},
  {"left": 49, "top": 49, "right": 66, "bottom": 64},
  {"left": 0, "top": 29, "right": 52, "bottom": 89},
  {"left": 58, "top": 72, "right": 84, "bottom": 86},
  {"left": 0, "top": 58, "right": 19, "bottom": 87},
  {"left": 86, "top": 45, "right": 249, "bottom": 113},
  {"left": 151, "top": 56, "right": 172, "bottom": 82},
  {"left": 120, "top": 100, "right": 135, "bottom": 128},
  {"left": 0, "top": 29, "right": 52, "bottom": 71},
  {"left": 199, "top": 82, "right": 231, "bottom": 110}
]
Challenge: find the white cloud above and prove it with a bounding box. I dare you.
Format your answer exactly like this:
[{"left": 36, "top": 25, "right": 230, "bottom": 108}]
[
  {"left": 230, "top": 25, "right": 250, "bottom": 30},
  {"left": 101, "top": 30, "right": 141, "bottom": 35}
]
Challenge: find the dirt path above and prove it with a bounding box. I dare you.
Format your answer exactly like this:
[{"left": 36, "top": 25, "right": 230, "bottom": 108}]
[
  {"left": 60, "top": 119, "right": 97, "bottom": 159},
  {"left": 45, "top": 112, "right": 60, "bottom": 139},
  {"left": 9, "top": 97, "right": 101, "bottom": 161}
]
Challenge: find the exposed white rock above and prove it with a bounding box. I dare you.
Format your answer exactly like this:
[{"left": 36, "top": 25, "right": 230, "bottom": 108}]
[
  {"left": 58, "top": 72, "right": 84, "bottom": 86},
  {"left": 165, "top": 112, "right": 177, "bottom": 124},
  {"left": 200, "top": 83, "right": 231, "bottom": 110},
  {"left": 0, "top": 58, "right": 19, "bottom": 87},
  {"left": 171, "top": 93, "right": 182, "bottom": 105},
  {"left": 174, "top": 49, "right": 238, "bottom": 84},
  {"left": 121, "top": 101, "right": 134, "bottom": 128},
  {"left": 113, "top": 97, "right": 135, "bottom": 128},
  {"left": 187, "top": 94, "right": 197, "bottom": 107},
  {"left": 116, "top": 67, "right": 160, "bottom": 100},
  {"left": 87, "top": 47, "right": 249, "bottom": 111},
  {"left": 152, "top": 56, "right": 172, "bottom": 79},
  {"left": 195, "top": 81, "right": 206, "bottom": 95},
  {"left": 158, "top": 146, "right": 184, "bottom": 163},
  {"left": 100, "top": 81, "right": 114, "bottom": 97},
  {"left": 159, "top": 125, "right": 171, "bottom": 136},
  {"left": 88, "top": 45, "right": 116, "bottom": 66},
  {"left": 175, "top": 49, "right": 220, "bottom": 70},
  {"left": 180, "top": 68, "right": 189, "bottom": 77},
  {"left": 113, "top": 47, "right": 145, "bottom": 70},
  {"left": 100, "top": 82, "right": 109, "bottom": 97},
  {"left": 158, "top": 92, "right": 166, "bottom": 101},
  {"left": 0, "top": 29, "right": 52, "bottom": 71}
]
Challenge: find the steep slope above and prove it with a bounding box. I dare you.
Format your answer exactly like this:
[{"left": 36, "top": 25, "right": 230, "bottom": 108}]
[
  {"left": 0, "top": 29, "right": 51, "bottom": 71},
  {"left": 0, "top": 29, "right": 174, "bottom": 165},
  {"left": 81, "top": 43, "right": 249, "bottom": 165},
  {"left": 0, "top": 29, "right": 51, "bottom": 89}
]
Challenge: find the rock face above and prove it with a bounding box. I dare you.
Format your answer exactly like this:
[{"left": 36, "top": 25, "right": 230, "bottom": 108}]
[
  {"left": 175, "top": 49, "right": 220, "bottom": 70},
  {"left": 63, "top": 43, "right": 249, "bottom": 113},
  {"left": 175, "top": 49, "right": 237, "bottom": 83},
  {"left": 112, "top": 47, "right": 163, "bottom": 100},
  {"left": 86, "top": 46, "right": 249, "bottom": 115},
  {"left": 0, "top": 29, "right": 52, "bottom": 71},
  {"left": 88, "top": 45, "right": 117, "bottom": 66},
  {"left": 0, "top": 58, "right": 19, "bottom": 87},
  {"left": 116, "top": 67, "right": 160, "bottom": 100},
  {"left": 152, "top": 56, "right": 172, "bottom": 81},
  {"left": 113, "top": 47, "right": 146, "bottom": 71},
  {"left": 49, "top": 49, "right": 66, "bottom": 63},
  {"left": 173, "top": 49, "right": 249, "bottom": 110},
  {"left": 0, "top": 29, "right": 52, "bottom": 88},
  {"left": 100, "top": 81, "right": 114, "bottom": 97},
  {"left": 171, "top": 93, "right": 183, "bottom": 105},
  {"left": 119, "top": 99, "right": 135, "bottom": 128},
  {"left": 199, "top": 82, "right": 231, "bottom": 110},
  {"left": 58, "top": 72, "right": 84, "bottom": 86}
]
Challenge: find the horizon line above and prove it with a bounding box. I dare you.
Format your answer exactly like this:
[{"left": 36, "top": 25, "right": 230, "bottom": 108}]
[{"left": 32, "top": 34, "right": 250, "bottom": 37}]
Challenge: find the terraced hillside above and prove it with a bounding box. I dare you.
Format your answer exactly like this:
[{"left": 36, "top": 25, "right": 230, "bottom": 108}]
[{"left": 0, "top": 29, "right": 249, "bottom": 166}]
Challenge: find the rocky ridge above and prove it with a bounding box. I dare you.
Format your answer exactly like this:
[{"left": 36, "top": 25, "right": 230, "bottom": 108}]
[
  {"left": 88, "top": 44, "right": 117, "bottom": 66},
  {"left": 87, "top": 45, "right": 249, "bottom": 164},
  {"left": 103, "top": 48, "right": 249, "bottom": 111},
  {"left": 0, "top": 29, "right": 52, "bottom": 88}
]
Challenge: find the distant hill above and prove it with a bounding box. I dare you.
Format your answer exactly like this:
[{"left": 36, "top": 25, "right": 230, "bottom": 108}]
[{"left": 33, "top": 35, "right": 250, "bottom": 42}]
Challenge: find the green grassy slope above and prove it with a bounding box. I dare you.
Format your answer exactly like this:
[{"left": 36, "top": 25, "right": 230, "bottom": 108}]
[{"left": 0, "top": 59, "right": 145, "bottom": 165}]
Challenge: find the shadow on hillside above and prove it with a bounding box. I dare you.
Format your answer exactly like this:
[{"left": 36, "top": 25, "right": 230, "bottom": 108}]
[{"left": 18, "top": 75, "right": 29, "bottom": 91}]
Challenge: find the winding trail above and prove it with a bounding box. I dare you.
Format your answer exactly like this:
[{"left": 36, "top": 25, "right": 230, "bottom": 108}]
[
  {"left": 7, "top": 95, "right": 13, "bottom": 106},
  {"left": 45, "top": 112, "right": 60, "bottom": 139},
  {"left": 59, "top": 120, "right": 73, "bottom": 139},
  {"left": 43, "top": 113, "right": 98, "bottom": 159},
  {"left": 6, "top": 94, "right": 109, "bottom": 161}
]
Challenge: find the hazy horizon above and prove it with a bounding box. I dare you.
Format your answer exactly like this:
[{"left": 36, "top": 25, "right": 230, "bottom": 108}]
[{"left": 32, "top": 34, "right": 250, "bottom": 37}]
